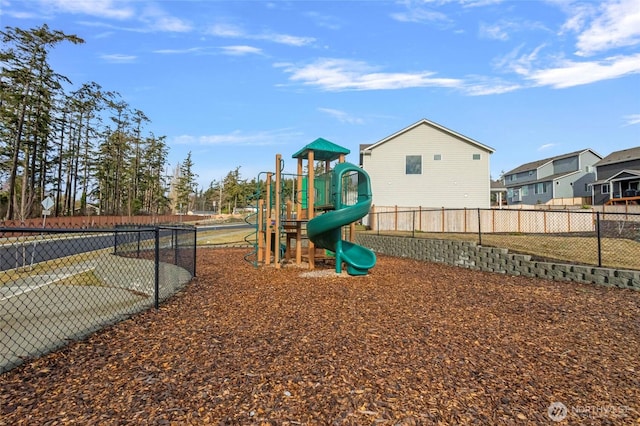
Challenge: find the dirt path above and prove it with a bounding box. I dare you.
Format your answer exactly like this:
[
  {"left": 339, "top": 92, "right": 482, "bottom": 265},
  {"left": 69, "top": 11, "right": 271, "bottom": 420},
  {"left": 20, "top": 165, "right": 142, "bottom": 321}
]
[{"left": 1, "top": 248, "right": 638, "bottom": 424}]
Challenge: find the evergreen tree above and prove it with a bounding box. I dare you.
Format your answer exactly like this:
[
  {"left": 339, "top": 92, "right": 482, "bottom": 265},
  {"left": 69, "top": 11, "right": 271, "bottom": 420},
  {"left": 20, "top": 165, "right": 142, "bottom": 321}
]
[
  {"left": 0, "top": 24, "right": 83, "bottom": 219},
  {"left": 175, "top": 152, "right": 198, "bottom": 214}
]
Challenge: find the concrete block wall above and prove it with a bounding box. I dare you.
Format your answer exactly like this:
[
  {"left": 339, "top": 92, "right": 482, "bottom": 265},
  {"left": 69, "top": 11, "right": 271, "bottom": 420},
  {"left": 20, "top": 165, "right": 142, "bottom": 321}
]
[{"left": 356, "top": 234, "right": 640, "bottom": 290}]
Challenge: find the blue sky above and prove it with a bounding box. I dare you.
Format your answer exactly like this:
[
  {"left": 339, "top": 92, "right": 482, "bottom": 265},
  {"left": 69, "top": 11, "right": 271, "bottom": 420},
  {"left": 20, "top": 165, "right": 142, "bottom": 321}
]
[{"left": 3, "top": 0, "right": 640, "bottom": 188}]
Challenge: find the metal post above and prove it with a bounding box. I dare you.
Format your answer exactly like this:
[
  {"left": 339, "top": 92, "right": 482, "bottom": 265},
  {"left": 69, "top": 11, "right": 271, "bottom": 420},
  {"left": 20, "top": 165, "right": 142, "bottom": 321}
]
[
  {"left": 137, "top": 228, "right": 141, "bottom": 258},
  {"left": 154, "top": 226, "right": 160, "bottom": 309},
  {"left": 596, "top": 211, "right": 602, "bottom": 267},
  {"left": 412, "top": 210, "right": 416, "bottom": 238},
  {"left": 192, "top": 226, "right": 197, "bottom": 277},
  {"left": 477, "top": 208, "right": 482, "bottom": 246},
  {"left": 174, "top": 228, "right": 179, "bottom": 265}
]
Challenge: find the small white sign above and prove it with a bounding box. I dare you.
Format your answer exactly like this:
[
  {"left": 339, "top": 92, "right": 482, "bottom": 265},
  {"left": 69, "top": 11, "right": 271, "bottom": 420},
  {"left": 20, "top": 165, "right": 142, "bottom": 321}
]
[
  {"left": 41, "top": 196, "right": 54, "bottom": 211},
  {"left": 42, "top": 209, "right": 51, "bottom": 216}
]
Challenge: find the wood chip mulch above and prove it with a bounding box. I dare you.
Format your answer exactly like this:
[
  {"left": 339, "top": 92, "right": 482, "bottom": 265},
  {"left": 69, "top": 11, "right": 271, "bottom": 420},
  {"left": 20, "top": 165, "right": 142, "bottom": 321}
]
[{"left": 1, "top": 248, "right": 639, "bottom": 425}]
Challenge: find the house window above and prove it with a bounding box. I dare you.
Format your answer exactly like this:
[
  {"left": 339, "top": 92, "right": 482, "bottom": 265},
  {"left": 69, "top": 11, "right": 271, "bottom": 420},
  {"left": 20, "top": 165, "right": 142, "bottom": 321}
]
[
  {"left": 522, "top": 186, "right": 529, "bottom": 196},
  {"left": 602, "top": 184, "right": 609, "bottom": 194},
  {"left": 434, "top": 154, "right": 442, "bottom": 161},
  {"left": 473, "top": 154, "right": 481, "bottom": 160},
  {"left": 535, "top": 183, "right": 547, "bottom": 194},
  {"left": 406, "top": 155, "right": 422, "bottom": 174}
]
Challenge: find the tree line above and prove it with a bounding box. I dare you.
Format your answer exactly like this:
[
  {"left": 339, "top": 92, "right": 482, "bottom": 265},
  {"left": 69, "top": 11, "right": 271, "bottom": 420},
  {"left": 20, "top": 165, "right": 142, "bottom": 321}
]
[
  {"left": 0, "top": 24, "right": 314, "bottom": 221},
  {"left": 0, "top": 24, "right": 199, "bottom": 221}
]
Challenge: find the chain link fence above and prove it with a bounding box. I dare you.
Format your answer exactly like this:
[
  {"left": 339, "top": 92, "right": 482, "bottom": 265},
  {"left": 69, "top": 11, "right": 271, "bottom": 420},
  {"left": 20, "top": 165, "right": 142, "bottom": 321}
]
[
  {"left": 363, "top": 208, "right": 640, "bottom": 271},
  {"left": 0, "top": 225, "right": 196, "bottom": 374}
]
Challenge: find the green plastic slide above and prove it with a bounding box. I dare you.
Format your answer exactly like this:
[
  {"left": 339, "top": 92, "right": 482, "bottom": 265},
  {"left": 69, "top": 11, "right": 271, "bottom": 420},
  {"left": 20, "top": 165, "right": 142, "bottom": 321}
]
[{"left": 307, "top": 162, "right": 376, "bottom": 275}]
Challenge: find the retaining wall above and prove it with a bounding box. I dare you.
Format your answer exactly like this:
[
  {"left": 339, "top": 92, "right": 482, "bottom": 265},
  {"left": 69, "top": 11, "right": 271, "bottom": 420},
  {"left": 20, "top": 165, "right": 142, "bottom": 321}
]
[{"left": 356, "top": 234, "right": 640, "bottom": 290}]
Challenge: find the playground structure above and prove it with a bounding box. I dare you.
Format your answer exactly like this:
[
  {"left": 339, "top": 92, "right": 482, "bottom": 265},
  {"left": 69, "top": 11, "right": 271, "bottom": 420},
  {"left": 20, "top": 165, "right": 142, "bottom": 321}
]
[{"left": 246, "top": 138, "right": 376, "bottom": 276}]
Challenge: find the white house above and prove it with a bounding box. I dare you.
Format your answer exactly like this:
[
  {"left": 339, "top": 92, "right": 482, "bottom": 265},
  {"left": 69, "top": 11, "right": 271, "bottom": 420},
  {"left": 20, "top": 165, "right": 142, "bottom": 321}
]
[{"left": 360, "top": 119, "right": 495, "bottom": 208}]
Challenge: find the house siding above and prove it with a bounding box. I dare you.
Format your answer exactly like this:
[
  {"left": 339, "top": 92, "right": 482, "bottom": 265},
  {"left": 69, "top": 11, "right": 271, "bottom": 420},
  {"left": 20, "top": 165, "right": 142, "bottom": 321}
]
[
  {"left": 597, "top": 159, "right": 640, "bottom": 181},
  {"left": 555, "top": 174, "right": 578, "bottom": 198},
  {"left": 580, "top": 151, "right": 602, "bottom": 173},
  {"left": 506, "top": 170, "right": 536, "bottom": 185},
  {"left": 538, "top": 162, "right": 554, "bottom": 178},
  {"left": 592, "top": 185, "right": 608, "bottom": 205},
  {"left": 553, "top": 156, "right": 578, "bottom": 175},
  {"left": 363, "top": 122, "right": 491, "bottom": 208},
  {"left": 573, "top": 173, "right": 595, "bottom": 197}
]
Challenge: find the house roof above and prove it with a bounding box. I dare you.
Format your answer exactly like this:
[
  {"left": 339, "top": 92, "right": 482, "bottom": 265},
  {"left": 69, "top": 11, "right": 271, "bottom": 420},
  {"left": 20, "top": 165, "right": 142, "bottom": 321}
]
[
  {"left": 593, "top": 146, "right": 640, "bottom": 168},
  {"left": 504, "top": 149, "right": 600, "bottom": 176},
  {"left": 292, "top": 138, "right": 350, "bottom": 161},
  {"left": 360, "top": 118, "right": 495, "bottom": 154},
  {"left": 602, "top": 169, "right": 640, "bottom": 182},
  {"left": 490, "top": 180, "right": 506, "bottom": 191}
]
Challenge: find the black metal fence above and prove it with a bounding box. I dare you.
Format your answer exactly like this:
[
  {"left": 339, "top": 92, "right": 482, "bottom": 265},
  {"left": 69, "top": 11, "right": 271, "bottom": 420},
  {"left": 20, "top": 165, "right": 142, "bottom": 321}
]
[
  {"left": 363, "top": 208, "right": 640, "bottom": 271},
  {"left": 0, "top": 225, "right": 196, "bottom": 374}
]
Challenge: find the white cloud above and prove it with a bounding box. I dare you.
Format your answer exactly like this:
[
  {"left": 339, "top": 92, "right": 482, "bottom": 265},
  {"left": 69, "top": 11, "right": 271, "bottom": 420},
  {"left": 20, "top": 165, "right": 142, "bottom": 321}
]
[
  {"left": 148, "top": 15, "right": 192, "bottom": 33},
  {"left": 207, "top": 23, "right": 314, "bottom": 46},
  {"left": 538, "top": 143, "right": 557, "bottom": 151},
  {"left": 391, "top": 0, "right": 504, "bottom": 24},
  {"left": 282, "top": 58, "right": 462, "bottom": 91},
  {"left": 391, "top": 7, "right": 450, "bottom": 24},
  {"left": 557, "top": 1, "right": 595, "bottom": 35},
  {"left": 304, "top": 11, "right": 342, "bottom": 30},
  {"left": 318, "top": 108, "right": 365, "bottom": 124},
  {"left": 174, "top": 129, "right": 303, "bottom": 146},
  {"left": 154, "top": 47, "right": 205, "bottom": 55},
  {"left": 100, "top": 53, "right": 136, "bottom": 63},
  {"left": 207, "top": 23, "right": 246, "bottom": 38},
  {"left": 575, "top": 0, "right": 640, "bottom": 56},
  {"left": 280, "top": 58, "right": 522, "bottom": 95},
  {"left": 479, "top": 21, "right": 510, "bottom": 41},
  {"left": 42, "top": 0, "right": 134, "bottom": 20},
  {"left": 623, "top": 114, "right": 640, "bottom": 126},
  {"left": 260, "top": 33, "right": 315, "bottom": 47},
  {"left": 220, "top": 45, "right": 263, "bottom": 56},
  {"left": 38, "top": 0, "right": 191, "bottom": 33},
  {"left": 479, "top": 19, "right": 550, "bottom": 41},
  {"left": 527, "top": 53, "right": 640, "bottom": 88},
  {"left": 463, "top": 79, "right": 521, "bottom": 95}
]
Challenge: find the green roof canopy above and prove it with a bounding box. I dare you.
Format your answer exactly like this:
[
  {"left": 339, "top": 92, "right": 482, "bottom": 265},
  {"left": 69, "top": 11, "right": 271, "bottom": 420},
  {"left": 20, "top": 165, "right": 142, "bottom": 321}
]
[{"left": 292, "top": 138, "right": 350, "bottom": 162}]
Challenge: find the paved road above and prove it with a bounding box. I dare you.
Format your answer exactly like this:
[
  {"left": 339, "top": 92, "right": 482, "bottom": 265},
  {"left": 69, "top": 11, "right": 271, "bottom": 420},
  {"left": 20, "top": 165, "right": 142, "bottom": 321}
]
[
  {"left": 0, "top": 232, "right": 145, "bottom": 272},
  {"left": 0, "top": 253, "right": 192, "bottom": 373}
]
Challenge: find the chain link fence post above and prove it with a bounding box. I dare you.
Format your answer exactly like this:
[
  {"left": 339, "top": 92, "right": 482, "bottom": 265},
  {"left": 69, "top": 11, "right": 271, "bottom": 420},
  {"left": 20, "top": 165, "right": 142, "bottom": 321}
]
[
  {"left": 412, "top": 210, "right": 416, "bottom": 238},
  {"left": 596, "top": 211, "right": 602, "bottom": 267},
  {"left": 154, "top": 226, "right": 161, "bottom": 310},
  {"left": 477, "top": 208, "right": 482, "bottom": 246},
  {"left": 193, "top": 227, "right": 198, "bottom": 278}
]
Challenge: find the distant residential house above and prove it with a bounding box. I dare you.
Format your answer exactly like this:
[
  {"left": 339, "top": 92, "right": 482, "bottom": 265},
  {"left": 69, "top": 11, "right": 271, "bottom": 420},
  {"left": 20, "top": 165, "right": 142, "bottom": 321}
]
[
  {"left": 490, "top": 180, "right": 507, "bottom": 207},
  {"left": 360, "top": 118, "right": 495, "bottom": 208},
  {"left": 503, "top": 149, "right": 601, "bottom": 205},
  {"left": 590, "top": 146, "right": 640, "bottom": 205}
]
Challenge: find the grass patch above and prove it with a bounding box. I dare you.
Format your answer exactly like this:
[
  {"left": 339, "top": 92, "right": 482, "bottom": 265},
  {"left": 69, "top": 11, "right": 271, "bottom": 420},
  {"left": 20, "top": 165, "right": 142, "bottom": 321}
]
[
  {"left": 363, "top": 231, "right": 640, "bottom": 270},
  {"left": 53, "top": 269, "right": 106, "bottom": 287},
  {"left": 197, "top": 228, "right": 253, "bottom": 246},
  {"left": 0, "top": 249, "right": 111, "bottom": 286}
]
